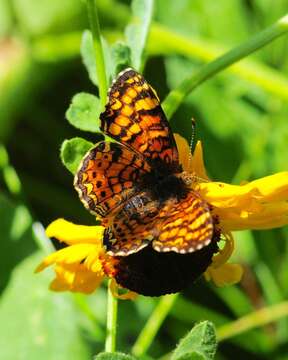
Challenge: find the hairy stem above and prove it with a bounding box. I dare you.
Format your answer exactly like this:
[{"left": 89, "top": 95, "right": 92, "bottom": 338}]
[
  {"left": 105, "top": 280, "right": 118, "bottom": 352},
  {"left": 86, "top": 0, "right": 108, "bottom": 108},
  {"left": 217, "top": 301, "right": 288, "bottom": 341}
]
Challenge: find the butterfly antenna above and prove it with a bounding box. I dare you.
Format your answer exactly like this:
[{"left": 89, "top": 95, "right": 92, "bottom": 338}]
[{"left": 187, "top": 118, "right": 196, "bottom": 168}]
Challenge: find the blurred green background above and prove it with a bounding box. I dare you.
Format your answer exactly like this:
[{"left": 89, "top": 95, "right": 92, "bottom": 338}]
[{"left": 0, "top": 0, "right": 288, "bottom": 359}]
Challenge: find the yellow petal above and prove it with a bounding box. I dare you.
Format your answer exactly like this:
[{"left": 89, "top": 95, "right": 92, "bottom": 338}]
[
  {"left": 35, "top": 243, "right": 103, "bottom": 273},
  {"left": 242, "top": 172, "right": 288, "bottom": 202},
  {"left": 46, "top": 218, "right": 104, "bottom": 245},
  {"left": 199, "top": 172, "right": 288, "bottom": 208},
  {"left": 211, "top": 231, "right": 235, "bottom": 268},
  {"left": 109, "top": 279, "right": 138, "bottom": 300},
  {"left": 198, "top": 181, "right": 262, "bottom": 209},
  {"left": 190, "top": 141, "right": 209, "bottom": 180},
  {"left": 205, "top": 263, "right": 244, "bottom": 287},
  {"left": 218, "top": 201, "right": 288, "bottom": 230},
  {"left": 198, "top": 172, "right": 288, "bottom": 231},
  {"left": 50, "top": 263, "right": 103, "bottom": 294},
  {"left": 174, "top": 133, "right": 192, "bottom": 173},
  {"left": 85, "top": 249, "right": 106, "bottom": 273},
  {"left": 174, "top": 134, "right": 209, "bottom": 180}
]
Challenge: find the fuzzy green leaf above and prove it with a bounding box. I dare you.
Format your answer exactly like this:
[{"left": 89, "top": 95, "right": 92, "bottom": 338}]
[
  {"left": 95, "top": 352, "right": 136, "bottom": 360},
  {"left": 110, "top": 42, "right": 131, "bottom": 77},
  {"left": 66, "top": 92, "right": 101, "bottom": 132},
  {"left": 125, "top": 0, "right": 154, "bottom": 71},
  {"left": 60, "top": 137, "right": 93, "bottom": 175},
  {"left": 81, "top": 30, "right": 112, "bottom": 86},
  {"left": 172, "top": 321, "right": 217, "bottom": 360}
]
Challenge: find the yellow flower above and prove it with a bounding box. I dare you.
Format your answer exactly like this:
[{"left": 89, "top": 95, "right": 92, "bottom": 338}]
[
  {"left": 174, "top": 133, "right": 288, "bottom": 286},
  {"left": 36, "top": 134, "right": 288, "bottom": 295},
  {"left": 35, "top": 219, "right": 136, "bottom": 299}
]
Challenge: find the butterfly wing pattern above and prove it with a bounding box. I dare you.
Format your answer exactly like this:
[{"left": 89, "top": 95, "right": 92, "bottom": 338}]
[
  {"left": 74, "top": 68, "right": 214, "bottom": 257},
  {"left": 100, "top": 69, "right": 179, "bottom": 166},
  {"left": 153, "top": 191, "right": 213, "bottom": 253},
  {"left": 74, "top": 141, "right": 150, "bottom": 217}
]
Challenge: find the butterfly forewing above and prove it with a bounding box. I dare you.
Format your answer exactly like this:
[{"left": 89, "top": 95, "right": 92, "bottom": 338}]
[
  {"left": 74, "top": 141, "right": 150, "bottom": 218},
  {"left": 100, "top": 69, "right": 179, "bottom": 166}
]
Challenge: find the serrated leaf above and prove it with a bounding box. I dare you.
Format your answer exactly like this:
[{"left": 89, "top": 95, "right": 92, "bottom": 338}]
[
  {"left": 95, "top": 352, "right": 136, "bottom": 360},
  {"left": 81, "top": 30, "right": 112, "bottom": 86},
  {"left": 0, "top": 252, "right": 90, "bottom": 359},
  {"left": 125, "top": 0, "right": 154, "bottom": 71},
  {"left": 60, "top": 137, "right": 93, "bottom": 174},
  {"left": 110, "top": 42, "right": 131, "bottom": 77},
  {"left": 172, "top": 321, "right": 217, "bottom": 360},
  {"left": 66, "top": 92, "right": 101, "bottom": 132}
]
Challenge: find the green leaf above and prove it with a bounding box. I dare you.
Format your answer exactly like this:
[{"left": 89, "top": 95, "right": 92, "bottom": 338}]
[
  {"left": 95, "top": 352, "right": 136, "bottom": 360},
  {"left": 172, "top": 321, "right": 217, "bottom": 360},
  {"left": 0, "top": 252, "right": 90, "bottom": 359},
  {"left": 175, "top": 352, "right": 206, "bottom": 360},
  {"left": 125, "top": 0, "right": 154, "bottom": 71},
  {"left": 110, "top": 42, "right": 131, "bottom": 77},
  {"left": 81, "top": 30, "right": 112, "bottom": 86},
  {"left": 66, "top": 92, "right": 101, "bottom": 132},
  {"left": 60, "top": 137, "right": 93, "bottom": 174}
]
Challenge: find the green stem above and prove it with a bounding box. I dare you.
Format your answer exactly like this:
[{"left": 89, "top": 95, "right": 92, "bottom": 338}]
[
  {"left": 86, "top": 0, "right": 108, "bottom": 108},
  {"left": 132, "top": 294, "right": 179, "bottom": 357},
  {"left": 105, "top": 280, "right": 118, "bottom": 352},
  {"left": 162, "top": 14, "right": 288, "bottom": 120},
  {"left": 148, "top": 23, "right": 288, "bottom": 102},
  {"left": 217, "top": 301, "right": 288, "bottom": 341}
]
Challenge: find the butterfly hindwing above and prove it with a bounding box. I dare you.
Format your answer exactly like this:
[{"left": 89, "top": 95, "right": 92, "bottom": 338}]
[
  {"left": 104, "top": 192, "right": 160, "bottom": 255},
  {"left": 152, "top": 191, "right": 214, "bottom": 253},
  {"left": 104, "top": 190, "right": 213, "bottom": 256}
]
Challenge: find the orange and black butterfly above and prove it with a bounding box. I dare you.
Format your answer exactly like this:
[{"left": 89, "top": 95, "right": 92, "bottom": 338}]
[
  {"left": 74, "top": 69, "right": 215, "bottom": 260},
  {"left": 74, "top": 69, "right": 219, "bottom": 295}
]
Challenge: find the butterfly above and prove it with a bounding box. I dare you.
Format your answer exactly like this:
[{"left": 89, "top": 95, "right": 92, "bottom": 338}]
[{"left": 74, "top": 68, "right": 214, "bottom": 257}]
